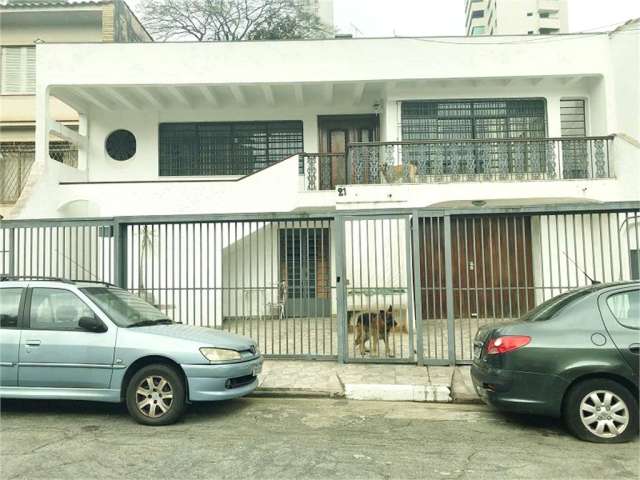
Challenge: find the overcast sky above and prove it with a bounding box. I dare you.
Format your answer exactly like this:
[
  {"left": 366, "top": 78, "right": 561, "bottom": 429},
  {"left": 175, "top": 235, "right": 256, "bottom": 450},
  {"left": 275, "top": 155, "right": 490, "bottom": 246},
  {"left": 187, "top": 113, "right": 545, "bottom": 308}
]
[
  {"left": 127, "top": 0, "right": 640, "bottom": 37},
  {"left": 333, "top": 0, "right": 640, "bottom": 37}
]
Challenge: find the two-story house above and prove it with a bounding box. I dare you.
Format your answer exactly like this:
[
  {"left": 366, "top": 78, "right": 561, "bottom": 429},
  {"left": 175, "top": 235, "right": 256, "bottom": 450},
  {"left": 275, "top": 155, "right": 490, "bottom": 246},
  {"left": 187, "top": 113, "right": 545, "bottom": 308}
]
[{"left": 1, "top": 21, "right": 638, "bottom": 364}]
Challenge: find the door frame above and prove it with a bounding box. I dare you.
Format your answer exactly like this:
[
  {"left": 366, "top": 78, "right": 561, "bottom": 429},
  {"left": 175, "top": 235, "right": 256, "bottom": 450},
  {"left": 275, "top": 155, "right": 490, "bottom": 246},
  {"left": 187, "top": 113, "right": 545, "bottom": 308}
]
[
  {"left": 318, "top": 114, "right": 380, "bottom": 188},
  {"left": 335, "top": 213, "right": 416, "bottom": 364},
  {"left": 278, "top": 226, "right": 331, "bottom": 318}
]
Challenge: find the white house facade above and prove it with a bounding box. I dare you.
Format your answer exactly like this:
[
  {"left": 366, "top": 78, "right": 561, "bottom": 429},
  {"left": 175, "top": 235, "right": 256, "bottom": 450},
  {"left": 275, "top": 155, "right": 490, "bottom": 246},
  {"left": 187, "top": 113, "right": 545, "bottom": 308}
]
[{"left": 1, "top": 25, "right": 638, "bottom": 364}]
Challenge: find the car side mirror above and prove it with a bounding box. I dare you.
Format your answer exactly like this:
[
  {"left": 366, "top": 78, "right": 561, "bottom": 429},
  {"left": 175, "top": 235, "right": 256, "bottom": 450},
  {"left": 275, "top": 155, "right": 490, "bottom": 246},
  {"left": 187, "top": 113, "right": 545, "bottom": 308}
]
[{"left": 78, "top": 316, "right": 107, "bottom": 333}]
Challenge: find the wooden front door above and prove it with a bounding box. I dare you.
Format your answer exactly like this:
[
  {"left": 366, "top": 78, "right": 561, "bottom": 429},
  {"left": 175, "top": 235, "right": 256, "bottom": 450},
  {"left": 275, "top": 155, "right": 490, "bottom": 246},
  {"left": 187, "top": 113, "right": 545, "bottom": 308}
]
[{"left": 318, "top": 115, "right": 379, "bottom": 189}]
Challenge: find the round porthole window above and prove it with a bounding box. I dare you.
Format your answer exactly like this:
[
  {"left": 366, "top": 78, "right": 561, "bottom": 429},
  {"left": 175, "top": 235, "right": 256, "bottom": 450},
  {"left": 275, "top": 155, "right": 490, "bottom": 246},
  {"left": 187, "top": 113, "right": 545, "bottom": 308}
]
[{"left": 105, "top": 129, "right": 136, "bottom": 161}]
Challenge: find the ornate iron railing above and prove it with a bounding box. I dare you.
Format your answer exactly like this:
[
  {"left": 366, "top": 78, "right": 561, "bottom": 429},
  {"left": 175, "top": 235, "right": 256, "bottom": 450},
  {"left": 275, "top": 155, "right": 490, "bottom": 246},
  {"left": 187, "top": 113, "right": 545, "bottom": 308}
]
[
  {"left": 0, "top": 142, "right": 78, "bottom": 203},
  {"left": 303, "top": 136, "right": 614, "bottom": 190}
]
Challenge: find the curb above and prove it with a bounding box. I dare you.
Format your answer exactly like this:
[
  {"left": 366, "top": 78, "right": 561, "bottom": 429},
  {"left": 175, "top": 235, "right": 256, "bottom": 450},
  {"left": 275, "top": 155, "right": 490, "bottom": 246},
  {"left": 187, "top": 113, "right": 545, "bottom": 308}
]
[
  {"left": 251, "top": 388, "right": 344, "bottom": 399},
  {"left": 451, "top": 396, "right": 484, "bottom": 405},
  {"left": 344, "top": 384, "right": 451, "bottom": 403},
  {"left": 251, "top": 384, "right": 458, "bottom": 403}
]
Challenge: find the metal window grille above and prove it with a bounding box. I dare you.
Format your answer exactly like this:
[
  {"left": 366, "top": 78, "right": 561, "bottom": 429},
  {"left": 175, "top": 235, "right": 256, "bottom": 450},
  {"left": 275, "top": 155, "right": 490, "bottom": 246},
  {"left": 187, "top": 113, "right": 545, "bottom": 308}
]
[
  {"left": 401, "top": 99, "right": 547, "bottom": 140},
  {"left": 158, "top": 121, "right": 303, "bottom": 176},
  {"left": 0, "top": 142, "right": 78, "bottom": 203}
]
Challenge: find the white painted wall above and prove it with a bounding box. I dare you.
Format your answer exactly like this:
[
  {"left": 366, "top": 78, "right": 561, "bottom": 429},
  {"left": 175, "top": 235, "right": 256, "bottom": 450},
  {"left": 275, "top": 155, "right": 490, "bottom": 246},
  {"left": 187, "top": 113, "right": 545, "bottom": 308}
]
[{"left": 2, "top": 32, "right": 634, "bottom": 222}]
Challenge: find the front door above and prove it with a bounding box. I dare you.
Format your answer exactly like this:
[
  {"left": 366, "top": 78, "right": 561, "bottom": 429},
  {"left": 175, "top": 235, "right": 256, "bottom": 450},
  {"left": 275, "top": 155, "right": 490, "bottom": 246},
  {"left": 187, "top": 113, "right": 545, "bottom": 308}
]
[
  {"left": 18, "top": 287, "right": 117, "bottom": 389},
  {"left": 279, "top": 227, "right": 331, "bottom": 318},
  {"left": 318, "top": 115, "right": 379, "bottom": 189}
]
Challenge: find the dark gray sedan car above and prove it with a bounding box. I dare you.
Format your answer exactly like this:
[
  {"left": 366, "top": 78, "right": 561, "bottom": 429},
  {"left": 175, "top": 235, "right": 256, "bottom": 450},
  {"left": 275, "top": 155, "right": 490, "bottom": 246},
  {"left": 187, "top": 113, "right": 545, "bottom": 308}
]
[{"left": 472, "top": 282, "right": 639, "bottom": 443}]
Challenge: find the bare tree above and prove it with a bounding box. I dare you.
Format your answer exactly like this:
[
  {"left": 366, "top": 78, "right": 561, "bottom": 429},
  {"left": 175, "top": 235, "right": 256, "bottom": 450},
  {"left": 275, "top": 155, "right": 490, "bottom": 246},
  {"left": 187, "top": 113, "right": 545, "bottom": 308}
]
[{"left": 138, "top": 0, "right": 333, "bottom": 41}]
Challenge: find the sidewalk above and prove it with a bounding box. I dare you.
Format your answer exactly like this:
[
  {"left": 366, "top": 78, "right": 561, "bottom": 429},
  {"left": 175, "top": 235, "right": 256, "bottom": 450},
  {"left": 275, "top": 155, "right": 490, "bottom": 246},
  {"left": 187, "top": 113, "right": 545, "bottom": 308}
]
[{"left": 254, "top": 360, "right": 481, "bottom": 404}]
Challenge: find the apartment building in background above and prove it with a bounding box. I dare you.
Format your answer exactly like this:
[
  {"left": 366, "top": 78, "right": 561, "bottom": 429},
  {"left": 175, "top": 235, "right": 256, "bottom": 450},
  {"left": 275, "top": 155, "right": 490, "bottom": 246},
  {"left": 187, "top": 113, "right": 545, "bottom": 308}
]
[
  {"left": 0, "top": 0, "right": 151, "bottom": 215},
  {"left": 298, "top": 0, "right": 334, "bottom": 29},
  {"left": 466, "top": 0, "right": 569, "bottom": 36}
]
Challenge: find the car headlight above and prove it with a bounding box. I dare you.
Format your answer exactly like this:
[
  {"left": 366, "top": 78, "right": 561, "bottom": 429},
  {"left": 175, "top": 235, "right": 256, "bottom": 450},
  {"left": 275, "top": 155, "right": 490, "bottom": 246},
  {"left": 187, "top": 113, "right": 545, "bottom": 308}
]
[{"left": 199, "top": 347, "right": 242, "bottom": 363}]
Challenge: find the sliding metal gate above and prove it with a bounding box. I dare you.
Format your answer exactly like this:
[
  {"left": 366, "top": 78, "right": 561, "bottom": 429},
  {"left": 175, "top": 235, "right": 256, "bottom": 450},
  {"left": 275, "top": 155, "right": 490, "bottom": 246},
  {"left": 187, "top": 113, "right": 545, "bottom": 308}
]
[
  {"left": 414, "top": 207, "right": 640, "bottom": 364},
  {"left": 1, "top": 204, "right": 638, "bottom": 364}
]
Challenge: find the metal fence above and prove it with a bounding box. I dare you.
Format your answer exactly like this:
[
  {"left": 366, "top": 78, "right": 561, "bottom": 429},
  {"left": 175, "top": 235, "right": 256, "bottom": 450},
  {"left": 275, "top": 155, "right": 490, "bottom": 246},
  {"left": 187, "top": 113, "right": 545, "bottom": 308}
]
[
  {"left": 1, "top": 203, "right": 638, "bottom": 365},
  {"left": 124, "top": 218, "right": 337, "bottom": 359},
  {"left": 303, "top": 136, "right": 614, "bottom": 190},
  {"left": 0, "top": 142, "right": 79, "bottom": 203}
]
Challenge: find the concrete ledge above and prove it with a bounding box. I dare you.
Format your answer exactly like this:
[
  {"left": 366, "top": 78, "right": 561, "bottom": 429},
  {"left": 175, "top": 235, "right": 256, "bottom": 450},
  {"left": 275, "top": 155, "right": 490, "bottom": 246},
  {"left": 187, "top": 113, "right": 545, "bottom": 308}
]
[
  {"left": 251, "top": 388, "right": 343, "bottom": 399},
  {"left": 344, "top": 384, "right": 451, "bottom": 403},
  {"left": 451, "top": 366, "right": 483, "bottom": 404}
]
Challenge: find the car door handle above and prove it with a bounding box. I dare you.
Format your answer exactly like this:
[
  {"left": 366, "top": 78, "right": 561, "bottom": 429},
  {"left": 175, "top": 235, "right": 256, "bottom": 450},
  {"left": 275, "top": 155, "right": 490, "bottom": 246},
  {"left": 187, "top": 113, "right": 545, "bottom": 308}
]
[
  {"left": 629, "top": 344, "right": 640, "bottom": 355},
  {"left": 25, "top": 340, "right": 41, "bottom": 347}
]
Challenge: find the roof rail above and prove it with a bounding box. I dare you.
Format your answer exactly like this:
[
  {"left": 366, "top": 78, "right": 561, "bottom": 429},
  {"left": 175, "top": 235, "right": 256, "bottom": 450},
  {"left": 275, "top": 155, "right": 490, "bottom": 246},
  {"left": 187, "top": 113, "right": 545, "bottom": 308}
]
[
  {"left": 70, "top": 279, "right": 117, "bottom": 287},
  {"left": 0, "top": 275, "right": 73, "bottom": 284}
]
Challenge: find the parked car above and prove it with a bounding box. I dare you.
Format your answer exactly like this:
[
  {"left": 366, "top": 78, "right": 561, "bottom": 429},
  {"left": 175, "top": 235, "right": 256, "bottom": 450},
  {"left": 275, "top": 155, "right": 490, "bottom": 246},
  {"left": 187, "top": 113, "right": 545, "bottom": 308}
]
[
  {"left": 0, "top": 277, "right": 263, "bottom": 426},
  {"left": 472, "top": 281, "right": 639, "bottom": 443}
]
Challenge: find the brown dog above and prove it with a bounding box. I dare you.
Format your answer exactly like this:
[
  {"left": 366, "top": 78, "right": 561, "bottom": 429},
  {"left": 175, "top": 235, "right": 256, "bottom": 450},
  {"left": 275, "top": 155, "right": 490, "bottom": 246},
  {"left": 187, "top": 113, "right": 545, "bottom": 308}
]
[
  {"left": 353, "top": 306, "right": 397, "bottom": 357},
  {"left": 381, "top": 163, "right": 417, "bottom": 184}
]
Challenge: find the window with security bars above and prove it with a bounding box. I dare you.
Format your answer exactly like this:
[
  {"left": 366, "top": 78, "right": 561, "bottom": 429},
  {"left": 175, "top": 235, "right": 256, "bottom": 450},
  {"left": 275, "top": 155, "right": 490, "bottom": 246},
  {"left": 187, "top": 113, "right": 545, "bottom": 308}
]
[
  {"left": 401, "top": 99, "right": 546, "bottom": 140},
  {"left": 159, "top": 121, "right": 303, "bottom": 176},
  {"left": 400, "top": 99, "right": 547, "bottom": 176},
  {"left": 560, "top": 99, "right": 588, "bottom": 179},
  {"left": 0, "top": 46, "right": 36, "bottom": 95}
]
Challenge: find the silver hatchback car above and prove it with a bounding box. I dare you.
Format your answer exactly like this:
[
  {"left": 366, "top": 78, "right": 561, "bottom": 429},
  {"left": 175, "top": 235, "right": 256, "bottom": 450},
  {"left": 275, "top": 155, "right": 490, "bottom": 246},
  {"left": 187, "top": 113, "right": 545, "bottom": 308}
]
[{"left": 0, "top": 277, "right": 263, "bottom": 425}]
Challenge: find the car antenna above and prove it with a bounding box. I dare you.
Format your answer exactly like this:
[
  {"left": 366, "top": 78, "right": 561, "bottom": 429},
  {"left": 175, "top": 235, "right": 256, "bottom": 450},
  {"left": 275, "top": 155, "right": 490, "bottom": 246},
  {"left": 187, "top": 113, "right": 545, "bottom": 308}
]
[{"left": 562, "top": 251, "right": 600, "bottom": 285}]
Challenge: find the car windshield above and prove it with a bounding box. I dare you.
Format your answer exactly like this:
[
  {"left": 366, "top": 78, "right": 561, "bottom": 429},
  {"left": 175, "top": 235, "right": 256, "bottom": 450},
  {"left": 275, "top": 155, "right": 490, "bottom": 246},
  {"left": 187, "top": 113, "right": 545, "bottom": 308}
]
[
  {"left": 522, "top": 287, "right": 594, "bottom": 322},
  {"left": 81, "top": 287, "right": 173, "bottom": 328}
]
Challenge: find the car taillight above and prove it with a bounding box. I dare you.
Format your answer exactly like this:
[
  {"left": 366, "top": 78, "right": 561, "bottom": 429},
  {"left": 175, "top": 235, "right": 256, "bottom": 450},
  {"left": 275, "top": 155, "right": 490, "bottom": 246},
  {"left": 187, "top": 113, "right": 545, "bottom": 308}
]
[{"left": 486, "top": 335, "right": 531, "bottom": 355}]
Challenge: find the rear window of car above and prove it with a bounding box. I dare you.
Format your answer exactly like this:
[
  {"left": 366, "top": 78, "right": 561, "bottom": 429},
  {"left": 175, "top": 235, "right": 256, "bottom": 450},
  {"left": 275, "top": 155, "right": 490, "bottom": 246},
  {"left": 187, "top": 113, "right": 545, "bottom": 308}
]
[
  {"left": 523, "top": 288, "right": 594, "bottom": 322},
  {"left": 606, "top": 289, "right": 639, "bottom": 330}
]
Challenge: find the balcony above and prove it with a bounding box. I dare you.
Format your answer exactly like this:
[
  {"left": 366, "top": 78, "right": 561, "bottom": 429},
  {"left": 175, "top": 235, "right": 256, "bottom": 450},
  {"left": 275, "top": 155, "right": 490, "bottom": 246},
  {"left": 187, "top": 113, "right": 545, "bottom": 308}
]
[
  {"left": 303, "top": 136, "right": 614, "bottom": 191},
  {"left": 0, "top": 142, "right": 78, "bottom": 203}
]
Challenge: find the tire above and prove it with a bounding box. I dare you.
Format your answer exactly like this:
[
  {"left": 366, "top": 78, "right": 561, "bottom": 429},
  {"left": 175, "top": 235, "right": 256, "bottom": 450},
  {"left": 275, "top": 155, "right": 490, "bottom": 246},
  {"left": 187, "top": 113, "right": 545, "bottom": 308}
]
[
  {"left": 563, "top": 378, "right": 639, "bottom": 443},
  {"left": 125, "top": 363, "right": 186, "bottom": 426}
]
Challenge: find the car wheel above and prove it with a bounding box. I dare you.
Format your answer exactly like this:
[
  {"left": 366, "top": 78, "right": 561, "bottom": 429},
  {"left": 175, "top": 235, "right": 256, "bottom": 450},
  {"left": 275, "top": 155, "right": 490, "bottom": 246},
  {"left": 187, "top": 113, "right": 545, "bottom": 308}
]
[
  {"left": 563, "top": 378, "right": 638, "bottom": 443},
  {"left": 125, "top": 364, "right": 186, "bottom": 426}
]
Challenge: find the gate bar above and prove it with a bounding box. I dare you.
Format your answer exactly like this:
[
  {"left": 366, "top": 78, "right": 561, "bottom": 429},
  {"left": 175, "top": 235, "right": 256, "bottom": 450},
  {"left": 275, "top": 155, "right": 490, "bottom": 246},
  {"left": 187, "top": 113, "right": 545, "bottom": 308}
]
[
  {"left": 443, "top": 215, "right": 456, "bottom": 365},
  {"left": 335, "top": 215, "right": 348, "bottom": 363}
]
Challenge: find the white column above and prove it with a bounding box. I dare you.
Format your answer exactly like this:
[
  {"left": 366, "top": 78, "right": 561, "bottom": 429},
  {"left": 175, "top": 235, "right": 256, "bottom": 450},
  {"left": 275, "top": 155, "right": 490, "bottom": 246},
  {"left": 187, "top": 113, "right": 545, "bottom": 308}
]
[
  {"left": 546, "top": 95, "right": 562, "bottom": 137},
  {"left": 381, "top": 99, "right": 399, "bottom": 142},
  {"left": 35, "top": 85, "right": 50, "bottom": 167},
  {"left": 78, "top": 113, "right": 88, "bottom": 171}
]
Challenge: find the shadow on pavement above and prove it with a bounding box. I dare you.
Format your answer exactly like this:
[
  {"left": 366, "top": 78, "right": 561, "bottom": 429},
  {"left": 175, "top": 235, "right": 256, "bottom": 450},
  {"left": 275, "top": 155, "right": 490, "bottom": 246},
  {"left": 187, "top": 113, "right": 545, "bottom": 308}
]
[
  {"left": 0, "top": 396, "right": 256, "bottom": 424},
  {"left": 498, "top": 410, "right": 570, "bottom": 437}
]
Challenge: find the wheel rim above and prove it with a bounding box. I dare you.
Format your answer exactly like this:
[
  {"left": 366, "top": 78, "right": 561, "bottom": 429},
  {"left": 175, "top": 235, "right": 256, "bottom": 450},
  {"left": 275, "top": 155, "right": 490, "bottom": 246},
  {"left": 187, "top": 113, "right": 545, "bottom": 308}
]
[
  {"left": 579, "top": 389, "right": 629, "bottom": 439},
  {"left": 135, "top": 375, "right": 173, "bottom": 418}
]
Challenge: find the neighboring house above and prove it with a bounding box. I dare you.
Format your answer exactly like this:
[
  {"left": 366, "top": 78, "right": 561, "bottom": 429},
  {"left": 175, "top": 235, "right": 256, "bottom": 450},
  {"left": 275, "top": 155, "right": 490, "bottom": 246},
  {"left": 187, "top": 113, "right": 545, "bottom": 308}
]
[
  {"left": 0, "top": 0, "right": 151, "bottom": 215},
  {"left": 0, "top": 22, "right": 638, "bottom": 364},
  {"left": 466, "top": 0, "right": 568, "bottom": 36}
]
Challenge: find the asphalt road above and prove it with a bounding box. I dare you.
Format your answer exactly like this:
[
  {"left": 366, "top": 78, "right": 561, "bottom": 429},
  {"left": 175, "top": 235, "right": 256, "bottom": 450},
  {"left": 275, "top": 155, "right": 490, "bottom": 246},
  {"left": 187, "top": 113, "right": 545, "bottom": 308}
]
[{"left": 0, "top": 397, "right": 638, "bottom": 480}]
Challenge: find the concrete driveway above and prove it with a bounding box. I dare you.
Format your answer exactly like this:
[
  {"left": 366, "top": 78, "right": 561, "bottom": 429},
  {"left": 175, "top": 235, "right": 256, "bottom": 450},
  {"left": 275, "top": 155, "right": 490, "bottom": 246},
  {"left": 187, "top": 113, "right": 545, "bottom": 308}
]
[{"left": 0, "top": 398, "right": 637, "bottom": 479}]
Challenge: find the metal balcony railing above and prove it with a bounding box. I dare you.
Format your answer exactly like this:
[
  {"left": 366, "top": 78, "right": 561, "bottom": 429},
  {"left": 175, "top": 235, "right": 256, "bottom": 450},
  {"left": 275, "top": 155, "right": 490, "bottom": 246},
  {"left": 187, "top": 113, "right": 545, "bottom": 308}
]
[
  {"left": 303, "top": 136, "right": 614, "bottom": 191},
  {"left": 0, "top": 142, "right": 78, "bottom": 203}
]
